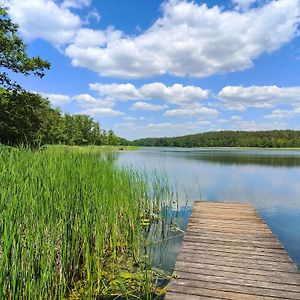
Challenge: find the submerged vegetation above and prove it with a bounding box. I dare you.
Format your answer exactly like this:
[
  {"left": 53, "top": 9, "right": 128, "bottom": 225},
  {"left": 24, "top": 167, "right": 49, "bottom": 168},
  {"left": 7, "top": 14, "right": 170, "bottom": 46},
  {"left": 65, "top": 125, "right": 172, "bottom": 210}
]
[{"left": 0, "top": 146, "right": 178, "bottom": 299}]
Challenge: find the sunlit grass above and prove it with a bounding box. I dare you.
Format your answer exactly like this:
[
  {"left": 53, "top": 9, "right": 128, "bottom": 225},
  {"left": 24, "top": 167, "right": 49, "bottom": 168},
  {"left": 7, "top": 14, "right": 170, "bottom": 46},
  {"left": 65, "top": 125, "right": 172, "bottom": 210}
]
[
  {"left": 0, "top": 146, "right": 174, "bottom": 299},
  {"left": 46, "top": 145, "right": 139, "bottom": 153}
]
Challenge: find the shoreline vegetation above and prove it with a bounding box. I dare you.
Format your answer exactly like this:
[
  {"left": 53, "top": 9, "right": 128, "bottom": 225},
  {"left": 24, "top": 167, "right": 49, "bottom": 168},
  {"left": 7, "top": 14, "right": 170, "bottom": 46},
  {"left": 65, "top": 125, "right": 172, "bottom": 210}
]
[
  {"left": 46, "top": 145, "right": 139, "bottom": 153},
  {"left": 0, "top": 146, "right": 178, "bottom": 299},
  {"left": 132, "top": 130, "right": 300, "bottom": 148}
]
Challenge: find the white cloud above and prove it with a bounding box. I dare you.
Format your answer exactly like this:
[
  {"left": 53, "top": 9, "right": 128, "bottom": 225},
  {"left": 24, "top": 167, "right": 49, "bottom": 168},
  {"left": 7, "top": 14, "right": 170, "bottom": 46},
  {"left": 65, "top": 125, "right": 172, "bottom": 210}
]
[
  {"left": 139, "top": 83, "right": 209, "bottom": 105},
  {"left": 61, "top": 0, "right": 91, "bottom": 9},
  {"left": 230, "top": 120, "right": 287, "bottom": 130},
  {"left": 72, "top": 29, "right": 106, "bottom": 47},
  {"left": 8, "top": 0, "right": 82, "bottom": 45},
  {"left": 73, "top": 93, "right": 114, "bottom": 108},
  {"left": 123, "top": 116, "right": 137, "bottom": 121},
  {"left": 164, "top": 104, "right": 219, "bottom": 117},
  {"left": 40, "top": 92, "right": 71, "bottom": 105},
  {"left": 231, "top": 115, "right": 243, "bottom": 121},
  {"left": 232, "top": 0, "right": 262, "bottom": 10},
  {"left": 217, "top": 119, "right": 230, "bottom": 123},
  {"left": 89, "top": 83, "right": 142, "bottom": 101},
  {"left": 89, "top": 82, "right": 209, "bottom": 105},
  {"left": 114, "top": 122, "right": 136, "bottom": 129},
  {"left": 130, "top": 102, "right": 168, "bottom": 111},
  {"left": 65, "top": 0, "right": 300, "bottom": 78},
  {"left": 147, "top": 120, "right": 211, "bottom": 130},
  {"left": 78, "top": 107, "right": 124, "bottom": 117},
  {"left": 83, "top": 9, "right": 101, "bottom": 24},
  {"left": 264, "top": 107, "right": 300, "bottom": 119},
  {"left": 218, "top": 85, "right": 300, "bottom": 111}
]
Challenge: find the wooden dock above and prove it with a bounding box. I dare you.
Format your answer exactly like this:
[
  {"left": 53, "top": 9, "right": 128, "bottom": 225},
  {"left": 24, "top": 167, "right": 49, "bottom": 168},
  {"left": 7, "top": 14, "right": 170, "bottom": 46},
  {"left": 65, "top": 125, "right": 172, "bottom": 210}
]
[{"left": 165, "top": 201, "right": 300, "bottom": 300}]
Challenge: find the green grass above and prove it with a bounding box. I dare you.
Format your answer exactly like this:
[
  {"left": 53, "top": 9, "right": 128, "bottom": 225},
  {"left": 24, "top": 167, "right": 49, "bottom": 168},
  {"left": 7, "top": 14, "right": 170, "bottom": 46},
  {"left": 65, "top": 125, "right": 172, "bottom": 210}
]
[
  {"left": 46, "top": 145, "right": 139, "bottom": 153},
  {"left": 0, "top": 146, "right": 174, "bottom": 299}
]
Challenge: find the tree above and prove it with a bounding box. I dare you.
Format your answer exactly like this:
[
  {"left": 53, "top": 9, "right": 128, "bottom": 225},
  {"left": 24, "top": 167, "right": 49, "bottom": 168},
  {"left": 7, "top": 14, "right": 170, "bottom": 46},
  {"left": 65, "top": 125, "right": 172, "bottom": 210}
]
[
  {"left": 36, "top": 106, "right": 66, "bottom": 145},
  {"left": 0, "top": 90, "right": 52, "bottom": 145},
  {"left": 0, "top": 5, "right": 50, "bottom": 90},
  {"left": 107, "top": 129, "right": 120, "bottom": 145}
]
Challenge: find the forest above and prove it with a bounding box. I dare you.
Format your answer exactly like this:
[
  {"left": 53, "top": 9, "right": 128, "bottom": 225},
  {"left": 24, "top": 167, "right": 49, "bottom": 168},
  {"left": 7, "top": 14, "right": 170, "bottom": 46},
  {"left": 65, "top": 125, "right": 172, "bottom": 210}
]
[
  {"left": 0, "top": 89, "right": 123, "bottom": 146},
  {"left": 133, "top": 130, "right": 300, "bottom": 148}
]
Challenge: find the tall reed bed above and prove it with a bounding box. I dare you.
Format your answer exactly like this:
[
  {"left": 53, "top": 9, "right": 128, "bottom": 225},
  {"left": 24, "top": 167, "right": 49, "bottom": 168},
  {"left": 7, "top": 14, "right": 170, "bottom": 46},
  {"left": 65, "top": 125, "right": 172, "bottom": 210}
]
[{"left": 0, "top": 146, "right": 173, "bottom": 299}]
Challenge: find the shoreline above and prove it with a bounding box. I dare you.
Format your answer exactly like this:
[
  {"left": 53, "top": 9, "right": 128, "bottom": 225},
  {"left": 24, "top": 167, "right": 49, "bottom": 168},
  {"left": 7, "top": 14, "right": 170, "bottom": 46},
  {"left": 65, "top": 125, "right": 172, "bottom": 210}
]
[{"left": 137, "top": 146, "right": 300, "bottom": 151}]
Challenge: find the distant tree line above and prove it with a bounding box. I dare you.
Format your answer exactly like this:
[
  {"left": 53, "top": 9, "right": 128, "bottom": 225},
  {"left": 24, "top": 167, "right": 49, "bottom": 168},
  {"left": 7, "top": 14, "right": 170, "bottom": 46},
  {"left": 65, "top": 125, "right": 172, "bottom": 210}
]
[
  {"left": 132, "top": 130, "right": 300, "bottom": 148},
  {"left": 0, "top": 89, "right": 122, "bottom": 147}
]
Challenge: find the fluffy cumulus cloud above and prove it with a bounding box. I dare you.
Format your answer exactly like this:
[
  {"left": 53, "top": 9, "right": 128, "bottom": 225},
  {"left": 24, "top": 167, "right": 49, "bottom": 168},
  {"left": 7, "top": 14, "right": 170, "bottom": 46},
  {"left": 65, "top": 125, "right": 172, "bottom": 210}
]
[
  {"left": 37, "top": 81, "right": 212, "bottom": 114},
  {"left": 40, "top": 93, "right": 71, "bottom": 105},
  {"left": 65, "top": 0, "right": 300, "bottom": 78},
  {"left": 89, "top": 83, "right": 209, "bottom": 105},
  {"left": 218, "top": 86, "right": 300, "bottom": 111},
  {"left": 89, "top": 83, "right": 142, "bottom": 101},
  {"left": 73, "top": 93, "right": 114, "bottom": 108},
  {"left": 264, "top": 107, "right": 300, "bottom": 119},
  {"left": 231, "top": 115, "right": 243, "bottom": 121},
  {"left": 130, "top": 102, "right": 168, "bottom": 111},
  {"left": 8, "top": 0, "right": 82, "bottom": 45},
  {"left": 164, "top": 104, "right": 219, "bottom": 117},
  {"left": 7, "top": 0, "right": 300, "bottom": 78},
  {"left": 139, "top": 83, "right": 209, "bottom": 105},
  {"left": 61, "top": 0, "right": 91, "bottom": 9},
  {"left": 78, "top": 108, "right": 124, "bottom": 117}
]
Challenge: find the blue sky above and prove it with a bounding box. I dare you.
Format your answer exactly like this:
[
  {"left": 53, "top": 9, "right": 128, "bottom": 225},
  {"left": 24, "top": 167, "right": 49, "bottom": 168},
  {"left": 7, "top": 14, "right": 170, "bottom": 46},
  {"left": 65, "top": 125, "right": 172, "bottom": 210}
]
[{"left": 5, "top": 0, "right": 300, "bottom": 140}]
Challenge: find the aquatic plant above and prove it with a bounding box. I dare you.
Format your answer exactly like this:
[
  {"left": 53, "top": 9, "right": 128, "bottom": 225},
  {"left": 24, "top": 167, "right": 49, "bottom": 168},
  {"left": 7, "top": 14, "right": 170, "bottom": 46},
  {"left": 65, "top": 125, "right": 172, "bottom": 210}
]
[{"left": 0, "top": 146, "right": 175, "bottom": 299}]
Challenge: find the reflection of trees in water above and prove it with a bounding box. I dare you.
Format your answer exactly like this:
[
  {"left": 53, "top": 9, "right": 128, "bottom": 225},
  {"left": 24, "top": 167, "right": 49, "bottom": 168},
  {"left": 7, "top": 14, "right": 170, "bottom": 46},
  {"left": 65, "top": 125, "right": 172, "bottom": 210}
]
[{"left": 186, "top": 154, "right": 300, "bottom": 167}]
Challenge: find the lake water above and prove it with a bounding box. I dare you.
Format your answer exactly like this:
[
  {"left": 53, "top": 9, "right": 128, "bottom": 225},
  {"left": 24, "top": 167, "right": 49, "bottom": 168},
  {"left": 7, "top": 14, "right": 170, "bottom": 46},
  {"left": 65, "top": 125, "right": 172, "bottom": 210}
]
[{"left": 117, "top": 147, "right": 300, "bottom": 272}]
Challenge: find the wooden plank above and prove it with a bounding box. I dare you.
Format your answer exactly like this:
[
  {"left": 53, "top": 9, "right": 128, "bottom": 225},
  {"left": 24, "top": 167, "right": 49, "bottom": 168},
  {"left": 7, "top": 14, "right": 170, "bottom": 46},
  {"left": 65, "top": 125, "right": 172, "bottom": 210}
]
[
  {"left": 182, "top": 236, "right": 284, "bottom": 249},
  {"left": 186, "top": 225, "right": 273, "bottom": 235},
  {"left": 185, "top": 230, "right": 276, "bottom": 240},
  {"left": 182, "top": 240, "right": 287, "bottom": 254},
  {"left": 165, "top": 201, "right": 300, "bottom": 299},
  {"left": 175, "top": 261, "right": 300, "bottom": 281},
  {"left": 176, "top": 255, "right": 297, "bottom": 273},
  {"left": 168, "top": 279, "right": 300, "bottom": 299},
  {"left": 185, "top": 231, "right": 278, "bottom": 242},
  {"left": 172, "top": 266, "right": 300, "bottom": 285},
  {"left": 173, "top": 271, "right": 300, "bottom": 293},
  {"left": 189, "top": 218, "right": 269, "bottom": 226},
  {"left": 186, "top": 226, "right": 273, "bottom": 235},
  {"left": 179, "top": 247, "right": 293, "bottom": 263},
  {"left": 165, "top": 292, "right": 219, "bottom": 300},
  {"left": 166, "top": 284, "right": 286, "bottom": 300},
  {"left": 176, "top": 253, "right": 297, "bottom": 272}
]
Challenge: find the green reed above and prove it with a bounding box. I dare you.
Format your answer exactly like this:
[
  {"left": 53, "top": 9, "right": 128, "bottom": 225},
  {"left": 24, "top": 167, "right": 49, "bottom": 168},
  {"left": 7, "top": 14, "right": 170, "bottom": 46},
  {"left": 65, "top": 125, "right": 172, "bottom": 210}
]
[{"left": 0, "top": 146, "right": 174, "bottom": 299}]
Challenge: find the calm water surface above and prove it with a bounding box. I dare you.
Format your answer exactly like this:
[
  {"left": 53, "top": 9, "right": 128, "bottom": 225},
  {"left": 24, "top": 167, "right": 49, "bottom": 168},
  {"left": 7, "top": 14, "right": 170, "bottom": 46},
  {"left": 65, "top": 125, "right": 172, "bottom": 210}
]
[{"left": 117, "top": 147, "right": 300, "bottom": 272}]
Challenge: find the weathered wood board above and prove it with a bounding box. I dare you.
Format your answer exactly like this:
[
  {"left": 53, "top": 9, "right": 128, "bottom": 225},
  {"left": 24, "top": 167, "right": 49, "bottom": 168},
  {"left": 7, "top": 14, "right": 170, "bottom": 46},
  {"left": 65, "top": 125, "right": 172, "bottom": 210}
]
[{"left": 165, "top": 201, "right": 300, "bottom": 300}]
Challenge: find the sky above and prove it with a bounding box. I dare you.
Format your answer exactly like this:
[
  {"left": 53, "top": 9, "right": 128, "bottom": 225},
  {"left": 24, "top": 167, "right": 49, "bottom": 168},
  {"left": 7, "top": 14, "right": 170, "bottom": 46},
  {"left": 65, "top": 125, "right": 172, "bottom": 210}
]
[{"left": 3, "top": 0, "right": 300, "bottom": 140}]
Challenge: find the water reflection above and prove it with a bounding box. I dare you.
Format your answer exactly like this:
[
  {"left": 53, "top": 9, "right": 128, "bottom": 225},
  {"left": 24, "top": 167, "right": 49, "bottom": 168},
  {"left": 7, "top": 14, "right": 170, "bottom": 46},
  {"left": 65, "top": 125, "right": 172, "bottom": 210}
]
[
  {"left": 117, "top": 147, "right": 300, "bottom": 271},
  {"left": 186, "top": 153, "right": 300, "bottom": 167}
]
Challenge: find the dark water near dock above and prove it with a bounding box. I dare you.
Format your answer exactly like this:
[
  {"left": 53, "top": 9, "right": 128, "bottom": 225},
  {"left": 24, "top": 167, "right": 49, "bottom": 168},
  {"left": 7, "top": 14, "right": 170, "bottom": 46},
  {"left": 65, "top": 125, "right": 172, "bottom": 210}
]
[{"left": 117, "top": 147, "right": 300, "bottom": 272}]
